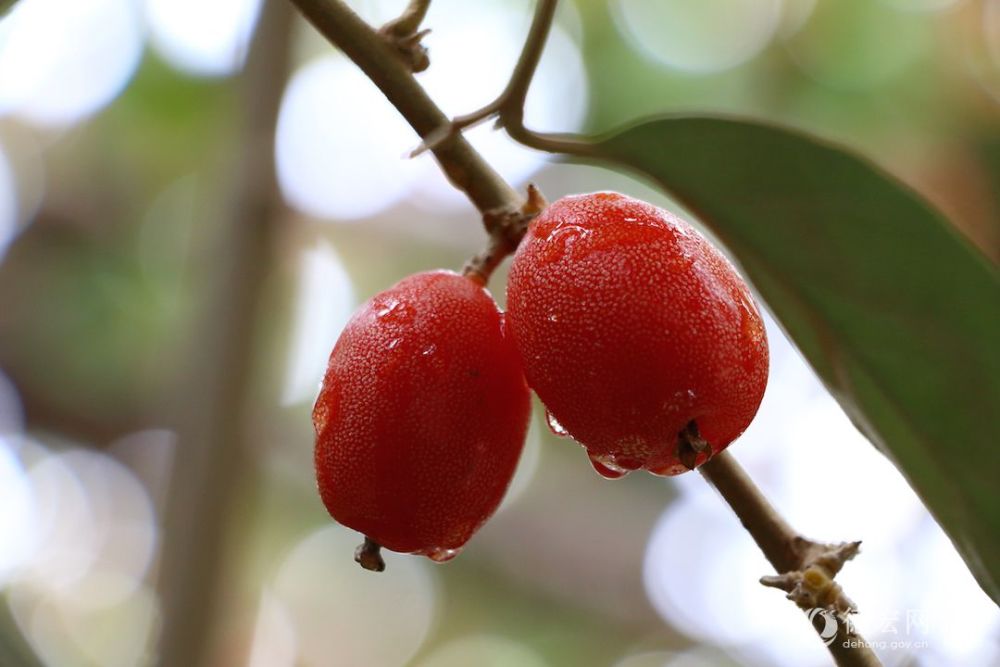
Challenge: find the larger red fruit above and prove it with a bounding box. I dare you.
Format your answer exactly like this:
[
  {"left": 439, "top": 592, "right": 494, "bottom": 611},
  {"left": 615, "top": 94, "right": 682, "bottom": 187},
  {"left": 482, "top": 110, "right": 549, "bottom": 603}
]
[
  {"left": 506, "top": 192, "right": 768, "bottom": 477},
  {"left": 314, "top": 270, "right": 530, "bottom": 567}
]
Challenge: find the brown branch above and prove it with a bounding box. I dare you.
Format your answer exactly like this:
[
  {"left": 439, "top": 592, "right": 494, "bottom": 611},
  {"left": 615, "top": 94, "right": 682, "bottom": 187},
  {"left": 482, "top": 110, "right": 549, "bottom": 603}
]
[{"left": 700, "top": 452, "right": 882, "bottom": 667}]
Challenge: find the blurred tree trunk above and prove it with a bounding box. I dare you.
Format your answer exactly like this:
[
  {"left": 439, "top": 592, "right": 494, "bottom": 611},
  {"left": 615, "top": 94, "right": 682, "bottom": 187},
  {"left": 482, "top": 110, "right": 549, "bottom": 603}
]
[{"left": 155, "top": 2, "right": 294, "bottom": 666}]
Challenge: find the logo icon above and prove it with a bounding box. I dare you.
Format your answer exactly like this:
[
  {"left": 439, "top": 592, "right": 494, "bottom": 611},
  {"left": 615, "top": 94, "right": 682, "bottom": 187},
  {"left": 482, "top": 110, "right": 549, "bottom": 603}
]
[{"left": 806, "top": 608, "right": 841, "bottom": 646}]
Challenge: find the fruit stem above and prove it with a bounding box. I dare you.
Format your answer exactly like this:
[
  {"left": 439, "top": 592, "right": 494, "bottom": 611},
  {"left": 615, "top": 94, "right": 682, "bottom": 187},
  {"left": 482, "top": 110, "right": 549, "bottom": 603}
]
[
  {"left": 355, "top": 537, "right": 386, "bottom": 572},
  {"left": 698, "top": 450, "right": 882, "bottom": 667},
  {"left": 462, "top": 184, "right": 547, "bottom": 284}
]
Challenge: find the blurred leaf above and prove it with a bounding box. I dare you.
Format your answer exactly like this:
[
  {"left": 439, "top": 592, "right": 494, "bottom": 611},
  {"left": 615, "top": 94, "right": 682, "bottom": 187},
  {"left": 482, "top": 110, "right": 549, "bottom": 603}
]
[
  {"left": 86, "top": 54, "right": 237, "bottom": 191},
  {"left": 571, "top": 116, "right": 1000, "bottom": 601},
  {"left": 0, "top": 222, "right": 185, "bottom": 434},
  {"left": 0, "top": 0, "right": 17, "bottom": 17}
]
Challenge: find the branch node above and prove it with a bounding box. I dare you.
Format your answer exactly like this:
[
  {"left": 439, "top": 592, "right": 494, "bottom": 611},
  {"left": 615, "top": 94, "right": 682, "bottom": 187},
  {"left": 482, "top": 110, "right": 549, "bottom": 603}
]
[
  {"left": 377, "top": 0, "right": 433, "bottom": 72},
  {"left": 761, "top": 540, "right": 861, "bottom": 619},
  {"left": 523, "top": 183, "right": 547, "bottom": 215},
  {"left": 409, "top": 105, "right": 502, "bottom": 158}
]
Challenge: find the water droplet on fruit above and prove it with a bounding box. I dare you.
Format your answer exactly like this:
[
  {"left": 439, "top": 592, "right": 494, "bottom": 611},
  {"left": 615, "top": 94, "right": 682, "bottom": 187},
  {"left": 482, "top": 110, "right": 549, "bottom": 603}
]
[
  {"left": 376, "top": 298, "right": 400, "bottom": 317},
  {"left": 738, "top": 291, "right": 754, "bottom": 315},
  {"left": 542, "top": 225, "right": 591, "bottom": 263},
  {"left": 426, "top": 546, "right": 461, "bottom": 563},
  {"left": 387, "top": 338, "right": 401, "bottom": 350},
  {"left": 666, "top": 389, "right": 697, "bottom": 413},
  {"left": 545, "top": 410, "right": 570, "bottom": 437},
  {"left": 587, "top": 451, "right": 629, "bottom": 479},
  {"left": 421, "top": 344, "right": 436, "bottom": 356},
  {"left": 376, "top": 298, "right": 413, "bottom": 323}
]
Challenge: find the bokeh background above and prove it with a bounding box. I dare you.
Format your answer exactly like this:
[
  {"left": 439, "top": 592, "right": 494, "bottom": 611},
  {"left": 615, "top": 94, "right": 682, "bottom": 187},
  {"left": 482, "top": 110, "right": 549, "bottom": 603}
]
[{"left": 0, "top": 0, "right": 998, "bottom": 665}]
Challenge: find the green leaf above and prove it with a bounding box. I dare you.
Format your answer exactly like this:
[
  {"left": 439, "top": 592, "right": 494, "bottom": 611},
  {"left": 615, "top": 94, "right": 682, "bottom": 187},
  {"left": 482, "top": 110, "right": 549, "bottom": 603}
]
[{"left": 572, "top": 117, "right": 1000, "bottom": 601}]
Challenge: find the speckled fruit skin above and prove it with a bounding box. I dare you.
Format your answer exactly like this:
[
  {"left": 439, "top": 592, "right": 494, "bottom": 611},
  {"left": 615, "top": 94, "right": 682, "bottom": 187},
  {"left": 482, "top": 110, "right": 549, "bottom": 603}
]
[
  {"left": 506, "top": 192, "right": 768, "bottom": 477},
  {"left": 313, "top": 270, "right": 530, "bottom": 561}
]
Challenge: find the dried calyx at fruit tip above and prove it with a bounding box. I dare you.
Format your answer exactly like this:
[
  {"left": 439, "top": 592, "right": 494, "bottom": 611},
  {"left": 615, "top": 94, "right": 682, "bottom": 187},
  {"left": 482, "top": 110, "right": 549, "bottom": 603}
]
[{"left": 354, "top": 537, "right": 385, "bottom": 573}]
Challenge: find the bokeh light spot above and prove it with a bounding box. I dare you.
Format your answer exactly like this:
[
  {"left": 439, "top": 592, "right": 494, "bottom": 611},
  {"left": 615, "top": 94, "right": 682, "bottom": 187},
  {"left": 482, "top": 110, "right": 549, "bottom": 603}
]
[
  {"left": 4, "top": 440, "right": 160, "bottom": 667},
  {"left": 0, "top": 436, "right": 37, "bottom": 586},
  {"left": 247, "top": 590, "right": 298, "bottom": 667},
  {"left": 0, "top": 146, "right": 17, "bottom": 261},
  {"left": 271, "top": 525, "right": 437, "bottom": 666},
  {"left": 613, "top": 0, "right": 782, "bottom": 73},
  {"left": 145, "top": 0, "right": 264, "bottom": 76},
  {"left": 778, "top": 0, "right": 819, "bottom": 37},
  {"left": 415, "top": 7, "right": 588, "bottom": 208},
  {"left": 282, "top": 242, "right": 355, "bottom": 405},
  {"left": 276, "top": 57, "right": 425, "bottom": 220},
  {"left": 277, "top": 0, "right": 588, "bottom": 216},
  {"left": 786, "top": 0, "right": 929, "bottom": 90},
  {"left": 0, "top": 0, "right": 143, "bottom": 126}
]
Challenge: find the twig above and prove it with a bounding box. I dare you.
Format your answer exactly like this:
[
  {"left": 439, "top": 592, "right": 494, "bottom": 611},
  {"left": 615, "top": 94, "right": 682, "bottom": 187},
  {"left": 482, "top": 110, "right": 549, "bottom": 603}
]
[
  {"left": 410, "top": 0, "right": 559, "bottom": 155},
  {"left": 700, "top": 451, "right": 882, "bottom": 667},
  {"left": 410, "top": 0, "right": 591, "bottom": 158}
]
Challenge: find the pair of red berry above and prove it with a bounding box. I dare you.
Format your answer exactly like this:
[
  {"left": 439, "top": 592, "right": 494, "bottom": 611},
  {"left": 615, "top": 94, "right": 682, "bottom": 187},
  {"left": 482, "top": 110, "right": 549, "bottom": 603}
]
[{"left": 313, "top": 192, "right": 769, "bottom": 569}]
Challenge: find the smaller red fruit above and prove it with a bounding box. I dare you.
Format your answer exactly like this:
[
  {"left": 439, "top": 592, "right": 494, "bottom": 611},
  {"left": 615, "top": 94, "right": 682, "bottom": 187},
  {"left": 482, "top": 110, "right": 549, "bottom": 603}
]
[
  {"left": 506, "top": 192, "right": 768, "bottom": 476},
  {"left": 313, "top": 270, "right": 530, "bottom": 568}
]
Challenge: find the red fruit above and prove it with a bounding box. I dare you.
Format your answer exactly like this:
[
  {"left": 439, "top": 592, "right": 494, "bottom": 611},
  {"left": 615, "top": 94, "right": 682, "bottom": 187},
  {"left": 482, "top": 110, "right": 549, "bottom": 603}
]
[
  {"left": 313, "top": 270, "right": 530, "bottom": 567},
  {"left": 506, "top": 192, "right": 768, "bottom": 477}
]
